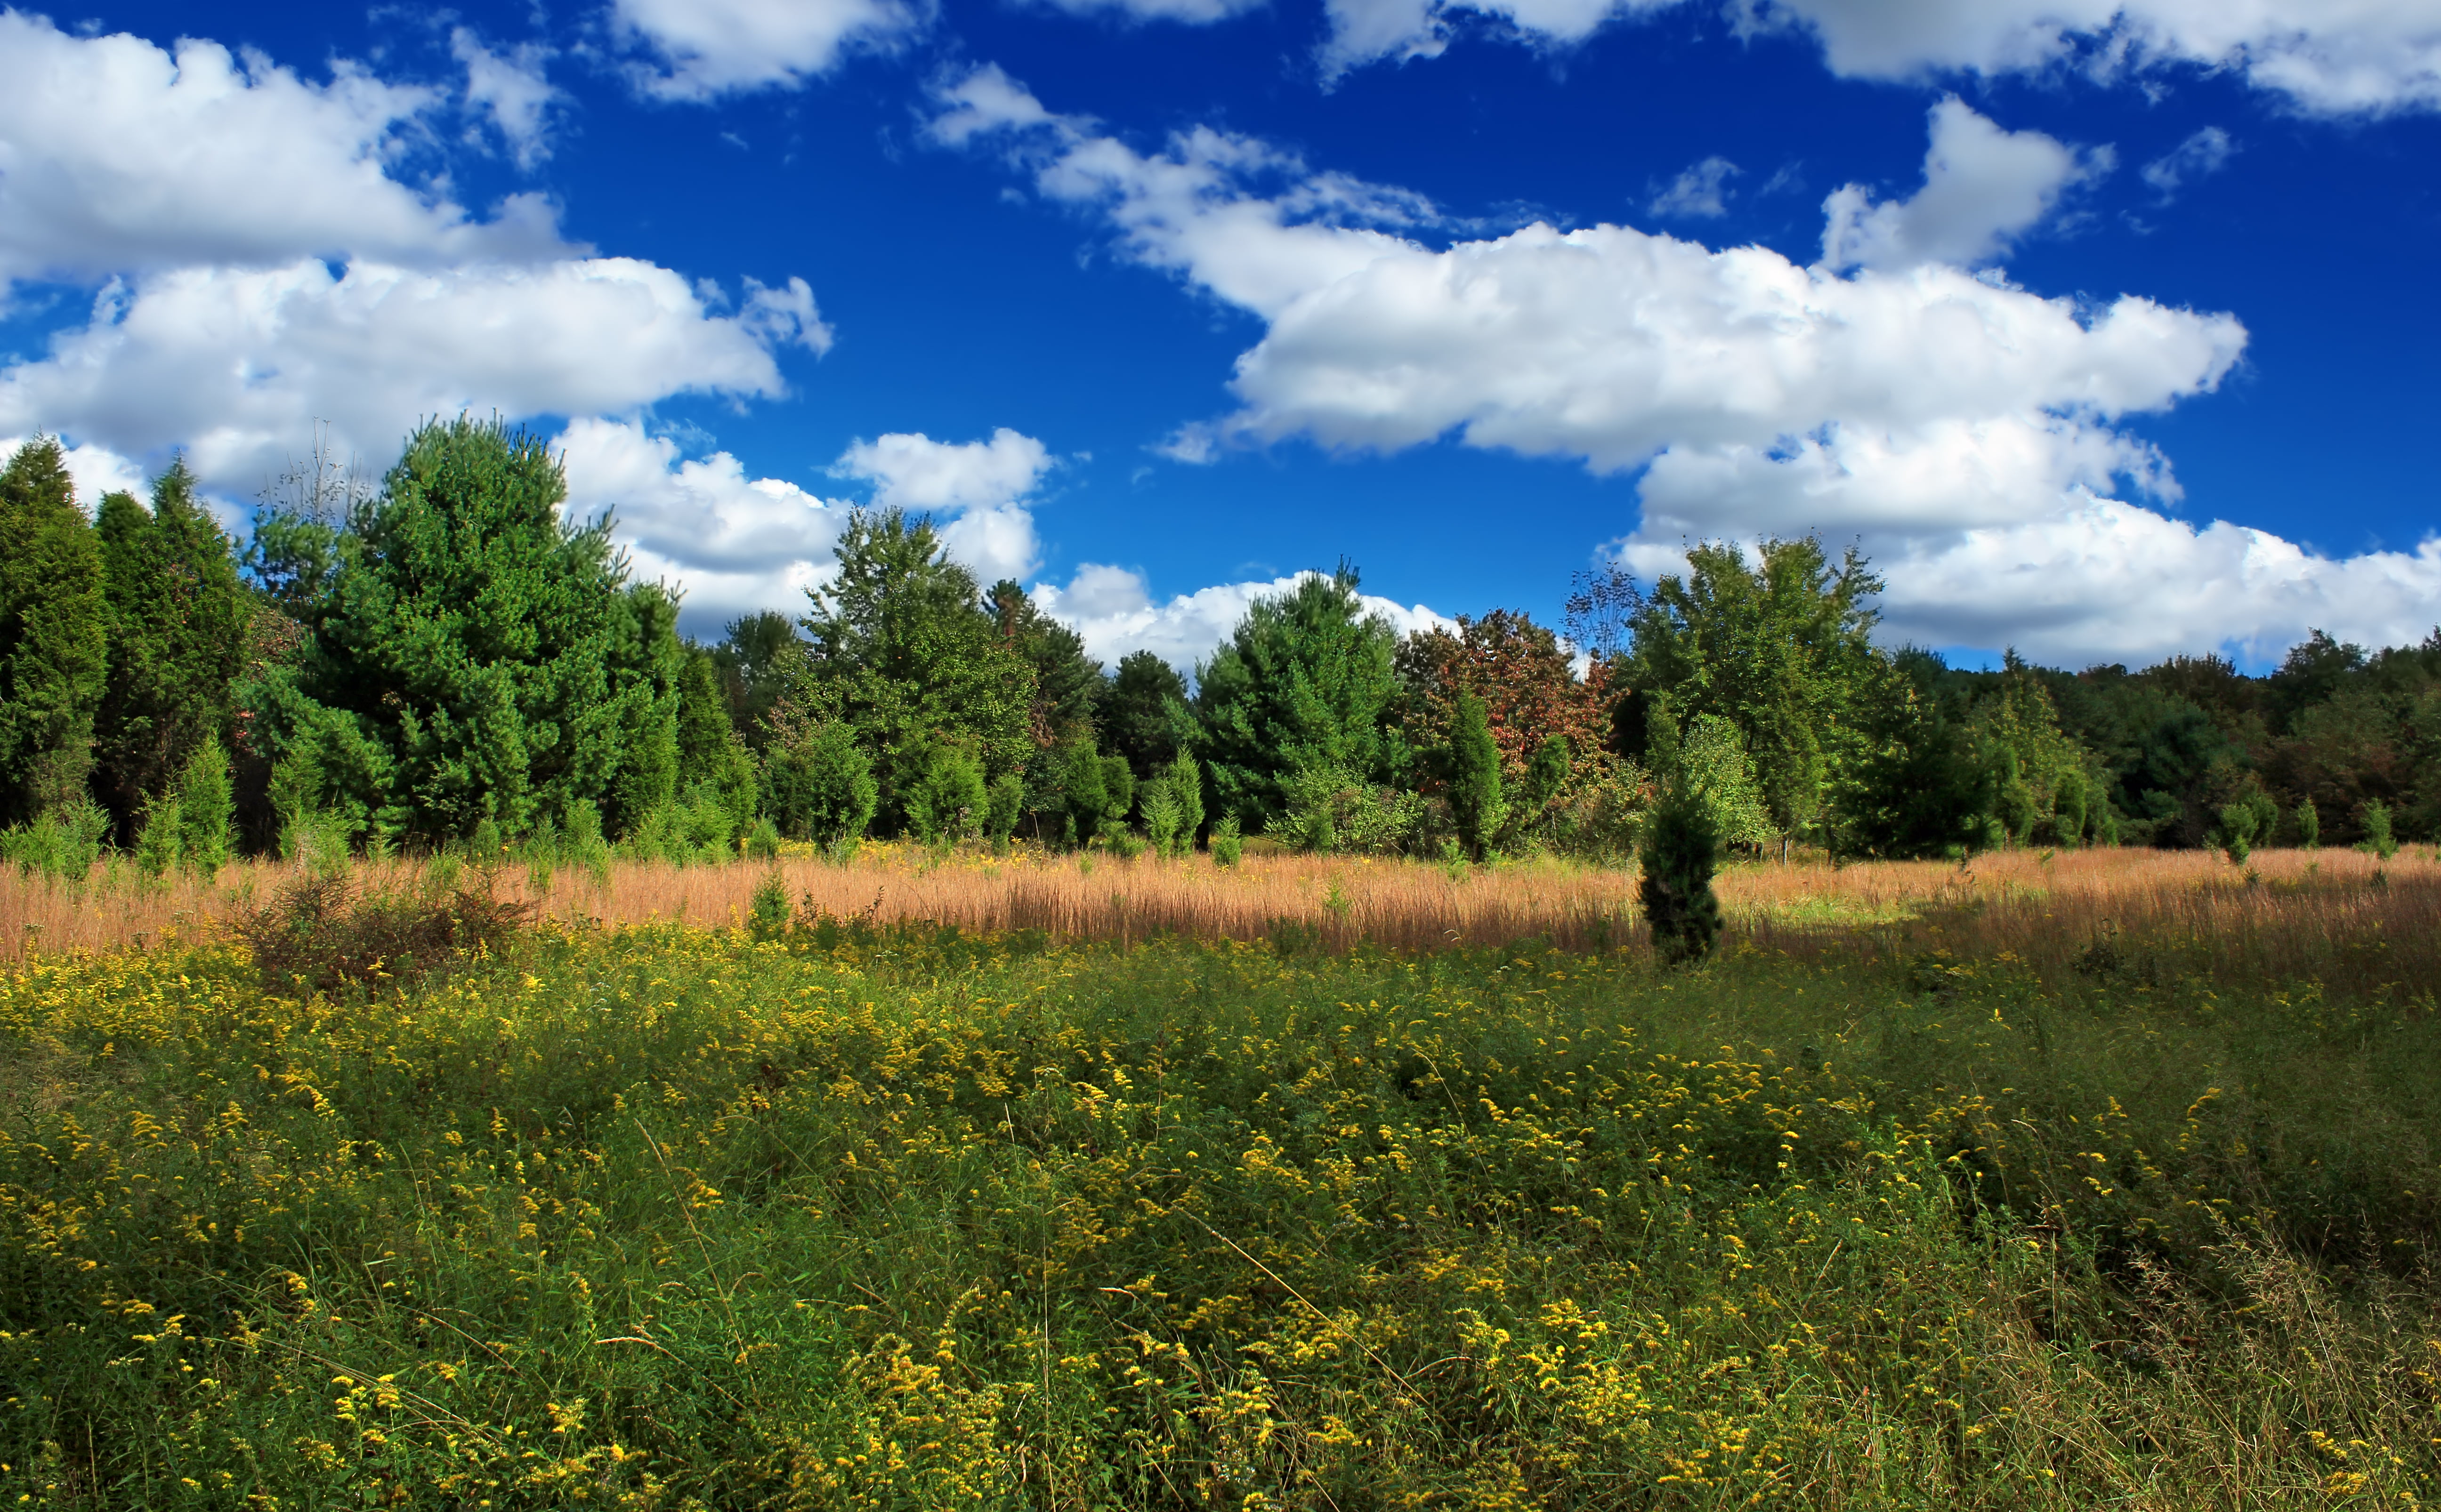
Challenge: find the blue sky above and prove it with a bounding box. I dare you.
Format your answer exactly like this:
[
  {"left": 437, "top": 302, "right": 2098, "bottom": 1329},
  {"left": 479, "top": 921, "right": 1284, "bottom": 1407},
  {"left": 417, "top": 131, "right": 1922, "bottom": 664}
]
[{"left": 3, "top": 0, "right": 2438, "bottom": 671}]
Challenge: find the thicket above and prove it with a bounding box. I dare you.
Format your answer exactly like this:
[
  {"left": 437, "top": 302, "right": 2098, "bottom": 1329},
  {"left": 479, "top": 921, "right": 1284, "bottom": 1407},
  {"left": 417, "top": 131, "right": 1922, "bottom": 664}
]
[
  {"left": 6, "top": 428, "right": 2441, "bottom": 894},
  {"left": 2, "top": 918, "right": 2435, "bottom": 1506}
]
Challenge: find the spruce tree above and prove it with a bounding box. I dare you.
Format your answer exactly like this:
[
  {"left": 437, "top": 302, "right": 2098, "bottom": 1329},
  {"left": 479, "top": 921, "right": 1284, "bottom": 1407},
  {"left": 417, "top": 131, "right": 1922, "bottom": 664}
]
[{"left": 0, "top": 438, "right": 107, "bottom": 824}]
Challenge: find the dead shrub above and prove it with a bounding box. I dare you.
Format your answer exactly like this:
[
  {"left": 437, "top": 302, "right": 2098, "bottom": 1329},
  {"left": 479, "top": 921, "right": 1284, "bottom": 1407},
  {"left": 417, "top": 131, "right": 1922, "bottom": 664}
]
[{"left": 233, "top": 868, "right": 533, "bottom": 996}]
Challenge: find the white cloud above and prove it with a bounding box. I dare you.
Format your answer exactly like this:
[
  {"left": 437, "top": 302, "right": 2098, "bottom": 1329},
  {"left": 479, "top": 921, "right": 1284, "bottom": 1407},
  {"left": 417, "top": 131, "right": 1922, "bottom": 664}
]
[
  {"left": 832, "top": 428, "right": 1060, "bottom": 583},
  {"left": 0, "top": 257, "right": 804, "bottom": 499},
  {"left": 0, "top": 433, "right": 149, "bottom": 511},
  {"left": 0, "top": 11, "right": 562, "bottom": 286},
  {"left": 453, "top": 28, "right": 560, "bottom": 169},
  {"left": 930, "top": 67, "right": 2441, "bottom": 660},
  {"left": 1649, "top": 156, "right": 1741, "bottom": 219},
  {"left": 557, "top": 417, "right": 844, "bottom": 629},
  {"left": 1313, "top": 0, "right": 2441, "bottom": 115},
  {"left": 1821, "top": 98, "right": 2106, "bottom": 271},
  {"left": 610, "top": 0, "right": 924, "bottom": 99},
  {"left": 2141, "top": 126, "right": 2237, "bottom": 197},
  {"left": 1031, "top": 565, "right": 1455, "bottom": 671}
]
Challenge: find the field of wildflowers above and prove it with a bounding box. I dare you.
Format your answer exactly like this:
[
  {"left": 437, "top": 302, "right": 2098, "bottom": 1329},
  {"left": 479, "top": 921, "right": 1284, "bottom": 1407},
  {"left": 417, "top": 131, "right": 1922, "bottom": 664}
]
[{"left": 2, "top": 857, "right": 2439, "bottom": 1507}]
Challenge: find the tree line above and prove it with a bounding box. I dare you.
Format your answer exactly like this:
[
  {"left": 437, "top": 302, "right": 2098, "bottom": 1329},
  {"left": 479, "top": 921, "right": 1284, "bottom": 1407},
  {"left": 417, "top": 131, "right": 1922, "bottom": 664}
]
[{"left": 2, "top": 420, "right": 2433, "bottom": 874}]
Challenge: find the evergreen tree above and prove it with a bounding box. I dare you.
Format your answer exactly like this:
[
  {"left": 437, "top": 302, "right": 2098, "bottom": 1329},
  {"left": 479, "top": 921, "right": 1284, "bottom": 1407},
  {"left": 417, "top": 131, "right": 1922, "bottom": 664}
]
[
  {"left": 710, "top": 611, "right": 804, "bottom": 745},
  {"left": 795, "top": 510, "right": 1035, "bottom": 832},
  {"left": 2297, "top": 796, "right": 2321, "bottom": 849},
  {"left": 92, "top": 460, "right": 248, "bottom": 836},
  {"left": 1100, "top": 651, "right": 1189, "bottom": 779},
  {"left": 1640, "top": 777, "right": 1722, "bottom": 966},
  {"left": 676, "top": 644, "right": 757, "bottom": 836},
  {"left": 760, "top": 710, "right": 877, "bottom": 845},
  {"left": 990, "top": 580, "right": 1102, "bottom": 748},
  {"left": 1448, "top": 690, "right": 1506, "bottom": 861},
  {"left": 175, "top": 732, "right": 235, "bottom": 875},
  {"left": 260, "top": 416, "right": 683, "bottom": 844},
  {"left": 1194, "top": 568, "right": 1401, "bottom": 833},
  {"left": 0, "top": 438, "right": 107, "bottom": 824}
]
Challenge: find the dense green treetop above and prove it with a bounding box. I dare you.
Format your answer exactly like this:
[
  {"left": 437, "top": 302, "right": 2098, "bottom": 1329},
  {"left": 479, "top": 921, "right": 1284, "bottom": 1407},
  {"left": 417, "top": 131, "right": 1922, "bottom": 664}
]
[
  {"left": 1193, "top": 568, "right": 1402, "bottom": 832},
  {"left": 261, "top": 416, "right": 683, "bottom": 842},
  {"left": 990, "top": 579, "right": 1102, "bottom": 749},
  {"left": 1099, "top": 650, "right": 1188, "bottom": 780},
  {"left": 0, "top": 438, "right": 107, "bottom": 825}
]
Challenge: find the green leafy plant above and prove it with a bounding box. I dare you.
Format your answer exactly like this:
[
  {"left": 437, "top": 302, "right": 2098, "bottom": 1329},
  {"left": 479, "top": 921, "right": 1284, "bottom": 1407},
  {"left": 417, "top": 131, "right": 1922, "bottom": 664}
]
[
  {"left": 1209, "top": 813, "right": 1243, "bottom": 867},
  {"left": 2360, "top": 798, "right": 2399, "bottom": 861},
  {"left": 1639, "top": 778, "right": 1722, "bottom": 965}
]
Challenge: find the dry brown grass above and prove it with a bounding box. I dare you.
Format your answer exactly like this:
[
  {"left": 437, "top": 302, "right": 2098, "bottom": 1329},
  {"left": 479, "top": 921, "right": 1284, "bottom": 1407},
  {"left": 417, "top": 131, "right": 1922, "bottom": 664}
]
[{"left": 7, "top": 842, "right": 2437, "bottom": 991}]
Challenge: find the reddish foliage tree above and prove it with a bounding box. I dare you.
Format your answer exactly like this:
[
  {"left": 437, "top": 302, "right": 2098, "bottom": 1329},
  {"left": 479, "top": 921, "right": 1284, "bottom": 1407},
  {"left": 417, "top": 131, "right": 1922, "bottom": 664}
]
[{"left": 1396, "top": 610, "right": 1615, "bottom": 784}]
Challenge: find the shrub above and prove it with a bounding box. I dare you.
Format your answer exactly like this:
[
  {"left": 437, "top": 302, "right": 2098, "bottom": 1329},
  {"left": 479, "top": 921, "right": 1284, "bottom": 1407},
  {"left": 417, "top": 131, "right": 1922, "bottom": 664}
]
[
  {"left": 175, "top": 732, "right": 234, "bottom": 875},
  {"left": 1140, "top": 780, "right": 1183, "bottom": 856},
  {"left": 2210, "top": 800, "right": 2258, "bottom": 866},
  {"left": 747, "top": 871, "right": 791, "bottom": 941},
  {"left": 1210, "top": 813, "right": 1243, "bottom": 866},
  {"left": 1639, "top": 778, "right": 1722, "bottom": 965},
  {"left": 1448, "top": 690, "right": 1506, "bottom": 861},
  {"left": 762, "top": 718, "right": 877, "bottom": 846},
  {"left": 2297, "top": 796, "right": 2321, "bottom": 850},
  {"left": 0, "top": 798, "right": 110, "bottom": 881},
  {"left": 985, "top": 772, "right": 1023, "bottom": 844},
  {"left": 1165, "top": 748, "right": 1204, "bottom": 849},
  {"left": 2360, "top": 798, "right": 2398, "bottom": 860},
  {"left": 134, "top": 793, "right": 183, "bottom": 876},
  {"left": 233, "top": 869, "right": 533, "bottom": 996},
  {"left": 905, "top": 743, "right": 986, "bottom": 844}
]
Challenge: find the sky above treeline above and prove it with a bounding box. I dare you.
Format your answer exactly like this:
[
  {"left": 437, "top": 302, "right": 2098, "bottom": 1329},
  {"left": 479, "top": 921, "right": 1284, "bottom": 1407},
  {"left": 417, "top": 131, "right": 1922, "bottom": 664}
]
[{"left": 2, "top": 0, "right": 2438, "bottom": 671}]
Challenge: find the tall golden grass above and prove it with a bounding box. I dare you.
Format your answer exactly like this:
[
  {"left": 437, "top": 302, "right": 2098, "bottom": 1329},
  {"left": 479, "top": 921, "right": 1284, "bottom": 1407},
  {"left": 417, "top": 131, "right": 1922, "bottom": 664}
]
[{"left": 5, "top": 842, "right": 2435, "bottom": 990}]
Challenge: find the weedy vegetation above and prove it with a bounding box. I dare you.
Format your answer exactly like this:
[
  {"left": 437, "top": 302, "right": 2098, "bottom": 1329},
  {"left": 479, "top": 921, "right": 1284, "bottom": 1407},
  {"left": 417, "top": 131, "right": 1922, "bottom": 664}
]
[{"left": 2, "top": 848, "right": 2439, "bottom": 1509}]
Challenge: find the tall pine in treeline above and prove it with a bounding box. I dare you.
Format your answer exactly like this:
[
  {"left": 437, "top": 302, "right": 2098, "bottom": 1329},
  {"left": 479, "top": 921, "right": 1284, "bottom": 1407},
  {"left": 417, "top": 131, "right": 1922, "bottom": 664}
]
[
  {"left": 0, "top": 438, "right": 107, "bottom": 825},
  {"left": 92, "top": 459, "right": 248, "bottom": 836},
  {"left": 256, "top": 416, "right": 683, "bottom": 844}
]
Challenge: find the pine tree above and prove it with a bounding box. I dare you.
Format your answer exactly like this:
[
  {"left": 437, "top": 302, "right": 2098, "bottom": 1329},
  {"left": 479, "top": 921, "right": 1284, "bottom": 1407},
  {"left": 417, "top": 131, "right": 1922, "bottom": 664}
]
[
  {"left": 260, "top": 417, "right": 682, "bottom": 844},
  {"left": 0, "top": 438, "right": 107, "bottom": 824}
]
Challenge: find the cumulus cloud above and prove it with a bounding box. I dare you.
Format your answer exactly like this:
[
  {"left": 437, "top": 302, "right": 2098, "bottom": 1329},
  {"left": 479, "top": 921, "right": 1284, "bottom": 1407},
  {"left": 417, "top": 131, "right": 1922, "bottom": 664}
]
[
  {"left": 1313, "top": 0, "right": 2441, "bottom": 115},
  {"left": 1649, "top": 156, "right": 1741, "bottom": 219},
  {"left": 0, "top": 11, "right": 564, "bottom": 286},
  {"left": 610, "top": 0, "right": 923, "bottom": 99},
  {"left": 0, "top": 258, "right": 805, "bottom": 498},
  {"left": 2141, "top": 126, "right": 2237, "bottom": 198},
  {"left": 832, "top": 428, "right": 1060, "bottom": 583},
  {"left": 453, "top": 28, "right": 560, "bottom": 169},
  {"left": 1821, "top": 98, "right": 2107, "bottom": 271},
  {"left": 1030, "top": 564, "right": 1455, "bottom": 670},
  {"left": 557, "top": 418, "right": 845, "bottom": 629},
  {"left": 930, "top": 66, "right": 2441, "bottom": 661}
]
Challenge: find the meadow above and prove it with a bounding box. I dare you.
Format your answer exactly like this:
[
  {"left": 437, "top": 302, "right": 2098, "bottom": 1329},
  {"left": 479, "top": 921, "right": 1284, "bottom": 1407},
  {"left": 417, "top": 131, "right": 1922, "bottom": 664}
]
[{"left": 2, "top": 847, "right": 2438, "bottom": 1508}]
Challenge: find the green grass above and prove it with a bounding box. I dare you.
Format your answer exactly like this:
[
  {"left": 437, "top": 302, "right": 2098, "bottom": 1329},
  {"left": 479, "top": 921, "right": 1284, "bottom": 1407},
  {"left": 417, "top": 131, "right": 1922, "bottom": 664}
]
[{"left": 1, "top": 918, "right": 2437, "bottom": 1508}]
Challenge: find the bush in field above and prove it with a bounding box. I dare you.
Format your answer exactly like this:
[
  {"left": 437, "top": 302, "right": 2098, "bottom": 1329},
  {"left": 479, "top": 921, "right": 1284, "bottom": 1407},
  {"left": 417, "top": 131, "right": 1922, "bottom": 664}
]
[
  {"left": 0, "top": 797, "right": 109, "bottom": 881},
  {"left": 761, "top": 714, "right": 877, "bottom": 846},
  {"left": 1209, "top": 812, "right": 1243, "bottom": 865},
  {"left": 2297, "top": 796, "right": 2321, "bottom": 849},
  {"left": 1639, "top": 776, "right": 1722, "bottom": 965},
  {"left": 2210, "top": 800, "right": 2258, "bottom": 866},
  {"left": 905, "top": 742, "right": 987, "bottom": 844},
  {"left": 175, "top": 732, "right": 235, "bottom": 875},
  {"left": 2359, "top": 797, "right": 2399, "bottom": 860},
  {"left": 985, "top": 772, "right": 1023, "bottom": 845}
]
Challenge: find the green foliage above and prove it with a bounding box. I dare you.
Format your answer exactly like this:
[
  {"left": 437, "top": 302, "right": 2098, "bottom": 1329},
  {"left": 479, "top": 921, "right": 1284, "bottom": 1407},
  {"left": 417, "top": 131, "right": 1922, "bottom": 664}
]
[
  {"left": 264, "top": 417, "right": 683, "bottom": 845},
  {"left": 2210, "top": 800, "right": 2259, "bottom": 866},
  {"left": 1209, "top": 812, "right": 1243, "bottom": 865},
  {"left": 1677, "top": 713, "right": 1773, "bottom": 851},
  {"left": 985, "top": 772, "right": 1024, "bottom": 844},
  {"left": 905, "top": 742, "right": 988, "bottom": 844},
  {"left": 676, "top": 645, "right": 758, "bottom": 839},
  {"left": 759, "top": 712, "right": 878, "bottom": 846},
  {"left": 91, "top": 461, "right": 248, "bottom": 835},
  {"left": 174, "top": 732, "right": 235, "bottom": 876},
  {"left": 990, "top": 579, "right": 1102, "bottom": 748},
  {"left": 2297, "top": 796, "right": 2321, "bottom": 849},
  {"left": 2359, "top": 797, "right": 2399, "bottom": 860},
  {"left": 709, "top": 611, "right": 805, "bottom": 745},
  {"left": 795, "top": 510, "right": 1034, "bottom": 832},
  {"left": 1640, "top": 776, "right": 1723, "bottom": 965},
  {"left": 134, "top": 794, "right": 182, "bottom": 877},
  {"left": 1099, "top": 649, "right": 1188, "bottom": 777},
  {"left": 0, "top": 796, "right": 109, "bottom": 880},
  {"left": 1620, "top": 536, "right": 1882, "bottom": 850},
  {"left": 1139, "top": 780, "right": 1183, "bottom": 855},
  {"left": 1447, "top": 689, "right": 1506, "bottom": 861},
  {"left": 0, "top": 438, "right": 108, "bottom": 826},
  {"left": 1164, "top": 748, "right": 1204, "bottom": 850},
  {"left": 1193, "top": 568, "right": 1402, "bottom": 834},
  {"left": 747, "top": 871, "right": 792, "bottom": 941},
  {"left": 1524, "top": 733, "right": 1570, "bottom": 813}
]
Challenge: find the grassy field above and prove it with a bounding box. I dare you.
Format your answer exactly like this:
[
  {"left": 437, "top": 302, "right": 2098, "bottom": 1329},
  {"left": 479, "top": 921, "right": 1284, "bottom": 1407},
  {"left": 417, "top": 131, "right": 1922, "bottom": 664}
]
[{"left": 2, "top": 849, "right": 2438, "bottom": 1507}]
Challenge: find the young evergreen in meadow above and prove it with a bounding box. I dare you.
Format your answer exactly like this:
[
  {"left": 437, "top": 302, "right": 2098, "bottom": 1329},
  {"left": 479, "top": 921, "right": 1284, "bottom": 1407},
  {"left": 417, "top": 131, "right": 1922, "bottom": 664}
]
[
  {"left": 0, "top": 439, "right": 108, "bottom": 826},
  {"left": 1638, "top": 774, "right": 1723, "bottom": 965},
  {"left": 1447, "top": 689, "right": 1506, "bottom": 861}
]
